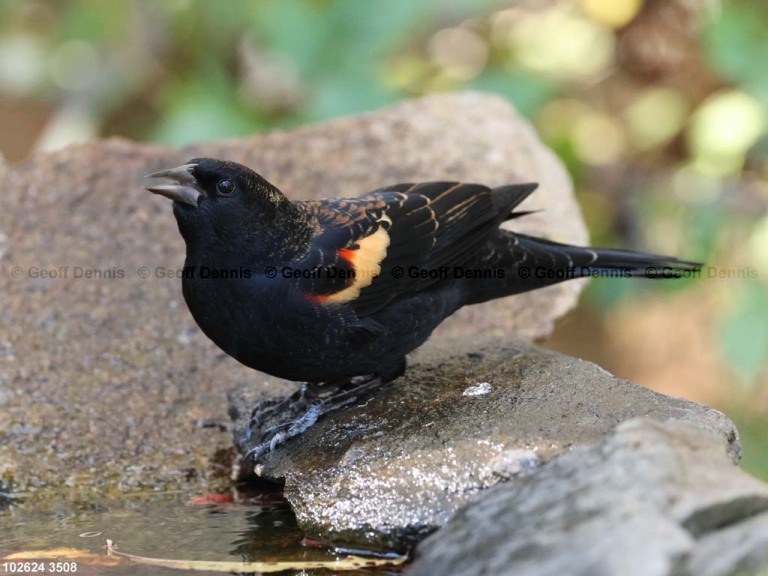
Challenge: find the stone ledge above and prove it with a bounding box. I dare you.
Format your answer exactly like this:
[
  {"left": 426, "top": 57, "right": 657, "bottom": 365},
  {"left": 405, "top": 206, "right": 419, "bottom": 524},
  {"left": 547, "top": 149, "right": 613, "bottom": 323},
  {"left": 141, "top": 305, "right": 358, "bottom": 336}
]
[
  {"left": 229, "top": 338, "right": 740, "bottom": 551},
  {"left": 408, "top": 418, "right": 767, "bottom": 576}
]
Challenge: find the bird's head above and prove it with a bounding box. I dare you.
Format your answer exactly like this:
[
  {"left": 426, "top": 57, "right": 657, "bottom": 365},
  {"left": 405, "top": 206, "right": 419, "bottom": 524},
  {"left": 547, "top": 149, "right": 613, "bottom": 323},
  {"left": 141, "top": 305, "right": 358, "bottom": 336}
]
[{"left": 145, "top": 158, "right": 306, "bottom": 257}]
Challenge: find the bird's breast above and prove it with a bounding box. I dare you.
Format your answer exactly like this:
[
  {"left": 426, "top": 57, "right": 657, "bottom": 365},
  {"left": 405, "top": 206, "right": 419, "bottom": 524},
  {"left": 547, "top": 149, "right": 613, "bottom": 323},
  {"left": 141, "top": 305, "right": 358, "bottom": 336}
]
[{"left": 179, "top": 263, "right": 355, "bottom": 379}]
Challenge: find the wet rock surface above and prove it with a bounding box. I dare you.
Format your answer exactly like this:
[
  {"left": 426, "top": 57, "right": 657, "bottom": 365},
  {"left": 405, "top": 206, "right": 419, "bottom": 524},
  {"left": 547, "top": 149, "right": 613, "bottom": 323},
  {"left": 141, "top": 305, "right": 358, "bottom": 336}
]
[
  {"left": 229, "top": 339, "right": 740, "bottom": 551},
  {"left": 408, "top": 419, "right": 768, "bottom": 576},
  {"left": 0, "top": 92, "right": 584, "bottom": 503}
]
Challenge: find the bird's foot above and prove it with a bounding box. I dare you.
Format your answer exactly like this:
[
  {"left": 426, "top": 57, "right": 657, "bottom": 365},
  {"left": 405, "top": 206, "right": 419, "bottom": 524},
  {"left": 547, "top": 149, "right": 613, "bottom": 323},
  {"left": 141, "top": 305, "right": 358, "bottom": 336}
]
[
  {"left": 247, "top": 383, "right": 312, "bottom": 433},
  {"left": 240, "top": 375, "right": 384, "bottom": 472}
]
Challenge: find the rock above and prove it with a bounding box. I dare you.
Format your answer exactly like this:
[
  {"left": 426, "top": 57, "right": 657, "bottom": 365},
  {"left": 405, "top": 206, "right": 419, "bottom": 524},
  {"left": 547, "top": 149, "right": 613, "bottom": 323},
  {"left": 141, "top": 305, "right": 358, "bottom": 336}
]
[
  {"left": 408, "top": 419, "right": 768, "bottom": 576},
  {"left": 686, "top": 510, "right": 768, "bottom": 576},
  {"left": 228, "top": 339, "right": 739, "bottom": 551},
  {"left": 0, "top": 92, "right": 584, "bottom": 502}
]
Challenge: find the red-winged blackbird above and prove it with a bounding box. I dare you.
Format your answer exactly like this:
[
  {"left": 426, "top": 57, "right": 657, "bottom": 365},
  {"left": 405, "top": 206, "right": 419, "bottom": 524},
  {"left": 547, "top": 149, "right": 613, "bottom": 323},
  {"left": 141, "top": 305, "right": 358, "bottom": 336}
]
[{"left": 146, "top": 158, "right": 700, "bottom": 465}]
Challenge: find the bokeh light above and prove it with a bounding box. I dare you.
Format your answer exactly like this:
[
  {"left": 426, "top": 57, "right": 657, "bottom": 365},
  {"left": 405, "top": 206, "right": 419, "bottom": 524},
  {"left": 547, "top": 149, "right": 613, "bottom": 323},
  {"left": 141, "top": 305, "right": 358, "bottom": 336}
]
[
  {"left": 687, "top": 89, "right": 766, "bottom": 175},
  {"left": 428, "top": 26, "right": 489, "bottom": 81},
  {"left": 0, "top": 34, "right": 46, "bottom": 94},
  {"left": 572, "top": 110, "right": 627, "bottom": 165},
  {"left": 579, "top": 0, "right": 644, "bottom": 29},
  {"left": 507, "top": 6, "right": 615, "bottom": 82},
  {"left": 625, "top": 87, "right": 689, "bottom": 150}
]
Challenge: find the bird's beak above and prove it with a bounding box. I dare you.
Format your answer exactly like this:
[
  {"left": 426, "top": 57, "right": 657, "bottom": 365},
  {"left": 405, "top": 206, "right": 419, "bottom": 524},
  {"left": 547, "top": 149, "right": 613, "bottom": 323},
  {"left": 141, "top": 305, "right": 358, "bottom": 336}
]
[{"left": 144, "top": 163, "right": 202, "bottom": 207}]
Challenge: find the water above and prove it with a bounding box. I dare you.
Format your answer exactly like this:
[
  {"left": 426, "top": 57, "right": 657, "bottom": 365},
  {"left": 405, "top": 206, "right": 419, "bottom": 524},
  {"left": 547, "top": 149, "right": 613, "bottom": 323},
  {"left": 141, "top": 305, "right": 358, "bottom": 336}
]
[{"left": 0, "top": 486, "right": 404, "bottom": 575}]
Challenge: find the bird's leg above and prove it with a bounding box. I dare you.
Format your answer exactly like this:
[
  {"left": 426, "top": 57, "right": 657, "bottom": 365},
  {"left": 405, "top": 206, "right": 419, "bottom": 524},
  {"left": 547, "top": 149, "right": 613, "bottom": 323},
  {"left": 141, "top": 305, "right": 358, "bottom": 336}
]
[
  {"left": 247, "top": 383, "right": 313, "bottom": 431},
  {"left": 314, "top": 374, "right": 385, "bottom": 408},
  {"left": 240, "top": 374, "right": 385, "bottom": 468},
  {"left": 236, "top": 383, "right": 317, "bottom": 450}
]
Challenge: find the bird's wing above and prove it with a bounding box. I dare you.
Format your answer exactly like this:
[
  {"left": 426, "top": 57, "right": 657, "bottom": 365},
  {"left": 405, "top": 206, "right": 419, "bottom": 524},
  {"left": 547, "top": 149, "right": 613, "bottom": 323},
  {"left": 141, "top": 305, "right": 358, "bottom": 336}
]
[{"left": 297, "top": 181, "right": 535, "bottom": 315}]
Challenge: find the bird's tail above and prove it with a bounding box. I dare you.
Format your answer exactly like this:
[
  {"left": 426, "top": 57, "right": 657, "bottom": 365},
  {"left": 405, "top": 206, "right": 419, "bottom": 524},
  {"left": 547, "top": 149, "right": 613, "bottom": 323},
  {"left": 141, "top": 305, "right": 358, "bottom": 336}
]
[{"left": 466, "top": 232, "right": 702, "bottom": 305}]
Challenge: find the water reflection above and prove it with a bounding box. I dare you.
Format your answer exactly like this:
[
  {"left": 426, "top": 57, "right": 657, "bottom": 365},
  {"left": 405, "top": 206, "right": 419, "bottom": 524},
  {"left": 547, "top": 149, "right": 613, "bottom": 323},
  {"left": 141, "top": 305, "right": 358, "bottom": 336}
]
[{"left": 1, "top": 485, "right": 402, "bottom": 575}]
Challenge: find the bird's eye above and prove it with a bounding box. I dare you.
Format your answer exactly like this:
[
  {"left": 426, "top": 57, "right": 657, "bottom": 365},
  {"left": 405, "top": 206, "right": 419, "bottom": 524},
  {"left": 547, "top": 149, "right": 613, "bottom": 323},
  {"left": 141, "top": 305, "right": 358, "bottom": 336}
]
[{"left": 216, "top": 179, "right": 235, "bottom": 196}]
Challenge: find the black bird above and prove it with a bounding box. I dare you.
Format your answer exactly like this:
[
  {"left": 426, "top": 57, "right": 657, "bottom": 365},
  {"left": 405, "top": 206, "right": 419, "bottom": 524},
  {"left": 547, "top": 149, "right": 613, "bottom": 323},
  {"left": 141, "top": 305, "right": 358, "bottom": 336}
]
[{"left": 146, "top": 158, "right": 700, "bottom": 466}]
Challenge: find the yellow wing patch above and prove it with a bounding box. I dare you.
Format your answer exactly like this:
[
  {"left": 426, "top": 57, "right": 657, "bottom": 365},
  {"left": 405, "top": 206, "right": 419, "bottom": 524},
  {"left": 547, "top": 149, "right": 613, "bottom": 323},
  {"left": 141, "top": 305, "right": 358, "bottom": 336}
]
[{"left": 322, "top": 215, "right": 391, "bottom": 305}]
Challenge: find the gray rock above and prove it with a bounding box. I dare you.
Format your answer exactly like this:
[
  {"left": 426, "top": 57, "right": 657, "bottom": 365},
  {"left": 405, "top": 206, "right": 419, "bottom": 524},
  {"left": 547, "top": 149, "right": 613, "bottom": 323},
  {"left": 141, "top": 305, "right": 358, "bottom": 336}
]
[
  {"left": 408, "top": 419, "right": 767, "bottom": 576},
  {"left": 0, "top": 92, "right": 585, "bottom": 503},
  {"left": 229, "top": 339, "right": 739, "bottom": 551},
  {"left": 686, "top": 510, "right": 768, "bottom": 576}
]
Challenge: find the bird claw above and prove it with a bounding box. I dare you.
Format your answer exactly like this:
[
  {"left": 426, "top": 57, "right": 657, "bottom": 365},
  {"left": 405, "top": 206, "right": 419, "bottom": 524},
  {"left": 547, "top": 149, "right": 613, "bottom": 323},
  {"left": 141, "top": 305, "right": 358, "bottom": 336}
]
[
  {"left": 239, "top": 375, "right": 385, "bottom": 471},
  {"left": 241, "top": 403, "right": 321, "bottom": 466},
  {"left": 248, "top": 383, "right": 310, "bottom": 430}
]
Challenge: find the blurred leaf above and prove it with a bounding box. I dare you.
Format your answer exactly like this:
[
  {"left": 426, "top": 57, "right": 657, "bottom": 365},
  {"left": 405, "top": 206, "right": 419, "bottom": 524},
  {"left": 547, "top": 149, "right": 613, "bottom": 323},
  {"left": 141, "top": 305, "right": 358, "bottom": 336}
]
[
  {"left": 678, "top": 199, "right": 723, "bottom": 264},
  {"left": 196, "top": 1, "right": 251, "bottom": 35},
  {"left": 551, "top": 139, "right": 586, "bottom": 184},
  {"left": 636, "top": 190, "right": 720, "bottom": 268},
  {"left": 730, "top": 410, "right": 768, "bottom": 481},
  {"left": 246, "top": 0, "right": 504, "bottom": 122},
  {"left": 719, "top": 280, "right": 768, "bottom": 383},
  {"left": 152, "top": 68, "right": 260, "bottom": 146},
  {"left": 152, "top": 97, "right": 255, "bottom": 146},
  {"left": 702, "top": 2, "right": 768, "bottom": 105},
  {"left": 249, "top": 1, "right": 424, "bottom": 76},
  {"left": 584, "top": 276, "right": 635, "bottom": 308},
  {"left": 470, "top": 69, "right": 558, "bottom": 118},
  {"left": 57, "top": 1, "right": 129, "bottom": 45},
  {"left": 324, "top": 0, "right": 428, "bottom": 60},
  {"left": 309, "top": 75, "right": 396, "bottom": 119},
  {"left": 248, "top": 1, "right": 332, "bottom": 75}
]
